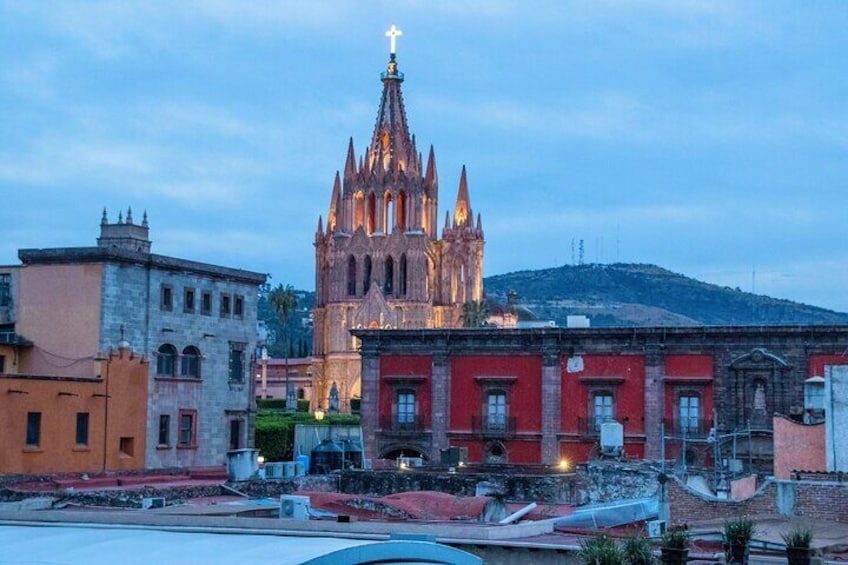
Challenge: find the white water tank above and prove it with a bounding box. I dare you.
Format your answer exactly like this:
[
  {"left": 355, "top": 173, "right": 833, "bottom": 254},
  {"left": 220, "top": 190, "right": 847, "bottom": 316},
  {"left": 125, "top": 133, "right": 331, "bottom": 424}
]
[{"left": 600, "top": 422, "right": 624, "bottom": 457}]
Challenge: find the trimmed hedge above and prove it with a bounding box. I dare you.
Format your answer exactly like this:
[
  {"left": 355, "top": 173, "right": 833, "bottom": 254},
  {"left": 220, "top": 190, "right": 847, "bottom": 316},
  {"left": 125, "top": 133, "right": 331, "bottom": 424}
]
[
  {"left": 256, "top": 398, "right": 310, "bottom": 412},
  {"left": 254, "top": 410, "right": 361, "bottom": 461}
]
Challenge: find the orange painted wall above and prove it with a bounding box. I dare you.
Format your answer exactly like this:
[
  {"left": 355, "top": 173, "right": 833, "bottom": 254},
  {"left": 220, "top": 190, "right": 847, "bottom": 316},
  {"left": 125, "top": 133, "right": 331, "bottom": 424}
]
[
  {"left": 0, "top": 349, "right": 148, "bottom": 474},
  {"left": 16, "top": 264, "right": 102, "bottom": 377},
  {"left": 773, "top": 415, "right": 826, "bottom": 479}
]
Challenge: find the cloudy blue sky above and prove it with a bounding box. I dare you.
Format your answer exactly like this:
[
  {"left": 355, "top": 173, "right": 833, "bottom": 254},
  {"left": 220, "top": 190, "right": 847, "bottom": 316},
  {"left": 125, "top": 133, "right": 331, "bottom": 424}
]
[{"left": 2, "top": 1, "right": 847, "bottom": 312}]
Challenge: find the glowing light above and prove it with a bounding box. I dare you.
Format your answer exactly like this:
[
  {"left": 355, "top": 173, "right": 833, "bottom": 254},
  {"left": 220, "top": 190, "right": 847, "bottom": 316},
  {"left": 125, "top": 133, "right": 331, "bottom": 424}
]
[
  {"left": 558, "top": 458, "right": 570, "bottom": 471},
  {"left": 314, "top": 409, "right": 325, "bottom": 422},
  {"left": 258, "top": 455, "right": 266, "bottom": 466},
  {"left": 385, "top": 24, "right": 403, "bottom": 54}
]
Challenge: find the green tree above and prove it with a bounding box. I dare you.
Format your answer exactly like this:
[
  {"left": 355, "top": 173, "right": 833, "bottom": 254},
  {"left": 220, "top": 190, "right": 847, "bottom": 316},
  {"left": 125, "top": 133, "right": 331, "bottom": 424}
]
[
  {"left": 269, "top": 284, "right": 298, "bottom": 411},
  {"left": 461, "top": 300, "right": 491, "bottom": 328}
]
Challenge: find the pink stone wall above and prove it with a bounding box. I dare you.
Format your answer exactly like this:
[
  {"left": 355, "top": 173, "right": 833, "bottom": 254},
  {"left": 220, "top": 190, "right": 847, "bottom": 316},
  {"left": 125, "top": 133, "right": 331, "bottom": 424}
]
[
  {"left": 730, "top": 474, "right": 757, "bottom": 500},
  {"left": 17, "top": 264, "right": 102, "bottom": 377},
  {"left": 773, "top": 415, "right": 826, "bottom": 479}
]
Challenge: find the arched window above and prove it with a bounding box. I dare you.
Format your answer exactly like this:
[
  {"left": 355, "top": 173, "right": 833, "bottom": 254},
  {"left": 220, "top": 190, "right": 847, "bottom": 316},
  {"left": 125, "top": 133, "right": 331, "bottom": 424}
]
[
  {"left": 364, "top": 255, "right": 372, "bottom": 293},
  {"left": 347, "top": 255, "right": 357, "bottom": 296},
  {"left": 384, "top": 192, "right": 394, "bottom": 233},
  {"left": 384, "top": 256, "right": 394, "bottom": 295},
  {"left": 399, "top": 254, "right": 408, "bottom": 296},
  {"left": 367, "top": 192, "right": 376, "bottom": 234},
  {"left": 156, "top": 344, "right": 177, "bottom": 377},
  {"left": 181, "top": 346, "right": 201, "bottom": 378},
  {"left": 354, "top": 192, "right": 365, "bottom": 230},
  {"left": 397, "top": 191, "right": 407, "bottom": 231}
]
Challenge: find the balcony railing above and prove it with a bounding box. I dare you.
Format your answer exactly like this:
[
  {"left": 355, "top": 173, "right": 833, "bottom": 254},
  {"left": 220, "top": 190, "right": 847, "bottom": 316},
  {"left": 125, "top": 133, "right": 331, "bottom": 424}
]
[
  {"left": 662, "top": 418, "right": 713, "bottom": 439},
  {"left": 471, "top": 416, "right": 517, "bottom": 439},
  {"left": 577, "top": 417, "right": 622, "bottom": 437},
  {"left": 379, "top": 415, "right": 426, "bottom": 435}
]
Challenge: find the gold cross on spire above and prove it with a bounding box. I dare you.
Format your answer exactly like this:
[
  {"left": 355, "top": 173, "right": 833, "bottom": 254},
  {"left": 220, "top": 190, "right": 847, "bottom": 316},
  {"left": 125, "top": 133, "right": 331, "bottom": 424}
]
[{"left": 385, "top": 24, "right": 403, "bottom": 55}]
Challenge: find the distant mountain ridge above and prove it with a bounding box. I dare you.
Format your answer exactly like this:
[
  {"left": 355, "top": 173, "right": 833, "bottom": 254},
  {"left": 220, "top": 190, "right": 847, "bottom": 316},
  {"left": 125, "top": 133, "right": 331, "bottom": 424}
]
[{"left": 483, "top": 263, "right": 848, "bottom": 327}]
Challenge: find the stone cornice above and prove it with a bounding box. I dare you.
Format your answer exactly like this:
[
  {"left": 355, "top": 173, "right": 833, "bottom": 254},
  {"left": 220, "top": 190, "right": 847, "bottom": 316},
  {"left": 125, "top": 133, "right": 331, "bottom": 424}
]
[{"left": 18, "top": 247, "right": 266, "bottom": 286}]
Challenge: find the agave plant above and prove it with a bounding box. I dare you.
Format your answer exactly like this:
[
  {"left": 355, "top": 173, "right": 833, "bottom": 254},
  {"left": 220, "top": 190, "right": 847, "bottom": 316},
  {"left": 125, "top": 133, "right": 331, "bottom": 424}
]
[
  {"left": 782, "top": 527, "right": 813, "bottom": 549},
  {"left": 723, "top": 516, "right": 756, "bottom": 546},
  {"left": 661, "top": 528, "right": 690, "bottom": 550},
  {"left": 579, "top": 533, "right": 624, "bottom": 565},
  {"left": 623, "top": 535, "right": 655, "bottom": 565}
]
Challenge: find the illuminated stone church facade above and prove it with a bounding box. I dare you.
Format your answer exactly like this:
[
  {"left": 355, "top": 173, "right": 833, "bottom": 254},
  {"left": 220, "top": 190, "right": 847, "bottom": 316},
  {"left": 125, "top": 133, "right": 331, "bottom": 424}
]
[{"left": 312, "top": 48, "right": 484, "bottom": 410}]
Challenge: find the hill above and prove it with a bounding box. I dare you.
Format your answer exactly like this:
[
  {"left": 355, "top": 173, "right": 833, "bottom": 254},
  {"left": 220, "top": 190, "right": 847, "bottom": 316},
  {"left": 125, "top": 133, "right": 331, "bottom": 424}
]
[{"left": 483, "top": 263, "right": 848, "bottom": 327}]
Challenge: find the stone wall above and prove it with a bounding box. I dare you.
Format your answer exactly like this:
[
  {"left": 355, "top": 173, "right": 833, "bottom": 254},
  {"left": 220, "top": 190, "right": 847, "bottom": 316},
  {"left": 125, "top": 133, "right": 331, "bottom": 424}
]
[
  {"left": 101, "top": 262, "right": 262, "bottom": 469},
  {"left": 339, "top": 468, "right": 583, "bottom": 504}
]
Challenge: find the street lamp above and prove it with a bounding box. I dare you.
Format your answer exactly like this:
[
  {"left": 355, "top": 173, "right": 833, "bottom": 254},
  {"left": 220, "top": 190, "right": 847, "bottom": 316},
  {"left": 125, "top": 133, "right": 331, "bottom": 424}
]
[{"left": 314, "top": 408, "right": 325, "bottom": 422}]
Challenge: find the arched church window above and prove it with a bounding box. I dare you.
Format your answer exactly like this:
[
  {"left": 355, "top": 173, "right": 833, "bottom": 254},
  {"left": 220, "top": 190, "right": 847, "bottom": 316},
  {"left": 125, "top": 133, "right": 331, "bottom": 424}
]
[
  {"left": 384, "top": 256, "right": 394, "bottom": 295},
  {"left": 354, "top": 192, "right": 365, "bottom": 230},
  {"left": 347, "top": 256, "right": 357, "bottom": 296},
  {"left": 364, "top": 256, "right": 372, "bottom": 293},
  {"left": 384, "top": 192, "right": 394, "bottom": 234},
  {"left": 367, "top": 193, "right": 376, "bottom": 235},
  {"left": 399, "top": 254, "right": 408, "bottom": 296},
  {"left": 397, "top": 191, "right": 407, "bottom": 231}
]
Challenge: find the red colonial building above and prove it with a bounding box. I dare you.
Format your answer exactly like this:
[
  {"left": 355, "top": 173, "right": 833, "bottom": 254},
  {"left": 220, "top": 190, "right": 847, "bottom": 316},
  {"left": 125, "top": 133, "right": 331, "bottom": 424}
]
[{"left": 354, "top": 326, "right": 848, "bottom": 469}]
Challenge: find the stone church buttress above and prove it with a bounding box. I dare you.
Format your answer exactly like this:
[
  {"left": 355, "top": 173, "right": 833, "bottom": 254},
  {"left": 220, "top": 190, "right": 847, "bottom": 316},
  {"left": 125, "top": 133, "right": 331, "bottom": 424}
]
[{"left": 312, "top": 45, "right": 484, "bottom": 411}]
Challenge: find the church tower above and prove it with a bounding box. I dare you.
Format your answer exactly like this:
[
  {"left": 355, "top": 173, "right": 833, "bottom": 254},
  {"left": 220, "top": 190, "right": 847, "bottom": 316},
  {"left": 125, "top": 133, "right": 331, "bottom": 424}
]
[{"left": 312, "top": 28, "right": 485, "bottom": 410}]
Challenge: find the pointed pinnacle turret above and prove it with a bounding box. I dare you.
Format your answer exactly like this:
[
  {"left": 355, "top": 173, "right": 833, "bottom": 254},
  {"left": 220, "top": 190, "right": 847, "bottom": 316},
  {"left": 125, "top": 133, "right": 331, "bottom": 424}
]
[
  {"left": 344, "top": 137, "right": 357, "bottom": 179},
  {"left": 453, "top": 165, "right": 471, "bottom": 227},
  {"left": 317, "top": 215, "right": 323, "bottom": 235},
  {"left": 126, "top": 206, "right": 133, "bottom": 225},
  {"left": 425, "top": 145, "right": 438, "bottom": 186},
  {"left": 101, "top": 208, "right": 108, "bottom": 225},
  {"left": 142, "top": 210, "right": 149, "bottom": 228},
  {"left": 370, "top": 52, "right": 412, "bottom": 174},
  {"left": 117, "top": 211, "right": 124, "bottom": 224},
  {"left": 476, "top": 213, "right": 483, "bottom": 232},
  {"left": 329, "top": 172, "right": 341, "bottom": 232}
]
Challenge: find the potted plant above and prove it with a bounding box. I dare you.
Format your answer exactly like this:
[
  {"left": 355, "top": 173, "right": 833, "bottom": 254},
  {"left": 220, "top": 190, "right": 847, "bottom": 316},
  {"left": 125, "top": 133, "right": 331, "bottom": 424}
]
[
  {"left": 579, "top": 533, "right": 624, "bottom": 565},
  {"left": 660, "top": 528, "right": 689, "bottom": 565},
  {"left": 623, "top": 534, "right": 655, "bottom": 565},
  {"left": 782, "top": 527, "right": 813, "bottom": 565},
  {"left": 723, "top": 516, "right": 756, "bottom": 565}
]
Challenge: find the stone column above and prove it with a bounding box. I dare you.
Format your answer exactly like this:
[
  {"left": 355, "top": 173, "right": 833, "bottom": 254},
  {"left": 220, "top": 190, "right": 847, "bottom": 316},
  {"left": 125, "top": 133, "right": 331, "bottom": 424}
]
[
  {"left": 360, "top": 344, "right": 381, "bottom": 462},
  {"left": 430, "top": 344, "right": 450, "bottom": 461},
  {"left": 541, "top": 348, "right": 562, "bottom": 465},
  {"left": 644, "top": 347, "right": 665, "bottom": 460}
]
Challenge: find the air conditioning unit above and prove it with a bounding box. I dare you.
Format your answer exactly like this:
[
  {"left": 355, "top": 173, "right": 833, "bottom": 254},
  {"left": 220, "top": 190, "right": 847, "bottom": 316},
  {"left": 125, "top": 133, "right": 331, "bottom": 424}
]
[
  {"left": 600, "top": 421, "right": 624, "bottom": 458},
  {"left": 264, "top": 462, "right": 284, "bottom": 479},
  {"left": 142, "top": 497, "right": 165, "bottom": 509},
  {"left": 398, "top": 456, "right": 423, "bottom": 468},
  {"left": 282, "top": 461, "right": 297, "bottom": 478},
  {"left": 280, "top": 495, "right": 310, "bottom": 520},
  {"left": 646, "top": 520, "right": 666, "bottom": 538}
]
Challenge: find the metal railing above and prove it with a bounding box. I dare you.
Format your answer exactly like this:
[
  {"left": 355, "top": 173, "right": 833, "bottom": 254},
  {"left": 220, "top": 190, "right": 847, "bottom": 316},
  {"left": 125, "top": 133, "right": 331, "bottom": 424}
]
[
  {"left": 662, "top": 418, "right": 713, "bottom": 439},
  {"left": 577, "top": 417, "right": 620, "bottom": 437},
  {"left": 471, "top": 416, "right": 517, "bottom": 439},
  {"left": 379, "top": 415, "right": 426, "bottom": 434}
]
